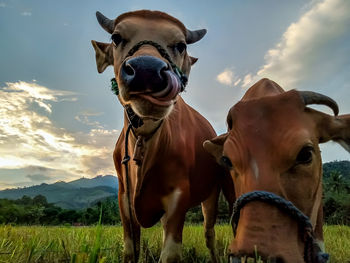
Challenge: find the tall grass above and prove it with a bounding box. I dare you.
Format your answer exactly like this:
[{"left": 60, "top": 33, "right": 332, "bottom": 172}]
[{"left": 0, "top": 225, "right": 348, "bottom": 262}]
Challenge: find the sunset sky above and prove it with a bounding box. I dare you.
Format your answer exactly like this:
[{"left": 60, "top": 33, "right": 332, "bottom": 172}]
[{"left": 0, "top": 0, "right": 349, "bottom": 189}]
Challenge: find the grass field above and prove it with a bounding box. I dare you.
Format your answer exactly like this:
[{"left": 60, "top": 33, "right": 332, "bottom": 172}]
[{"left": 0, "top": 224, "right": 349, "bottom": 263}]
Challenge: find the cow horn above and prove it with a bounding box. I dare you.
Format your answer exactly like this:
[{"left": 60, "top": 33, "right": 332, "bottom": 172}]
[
  {"left": 96, "top": 11, "right": 115, "bottom": 34},
  {"left": 299, "top": 91, "right": 339, "bottom": 116},
  {"left": 186, "top": 29, "right": 207, "bottom": 44}
]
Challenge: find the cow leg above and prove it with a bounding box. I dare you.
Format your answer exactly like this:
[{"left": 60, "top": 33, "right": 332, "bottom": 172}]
[
  {"left": 119, "top": 190, "right": 140, "bottom": 263},
  {"left": 159, "top": 189, "right": 188, "bottom": 263},
  {"left": 201, "top": 186, "right": 219, "bottom": 263},
  {"left": 159, "top": 212, "right": 185, "bottom": 263},
  {"left": 122, "top": 219, "right": 140, "bottom": 263}
]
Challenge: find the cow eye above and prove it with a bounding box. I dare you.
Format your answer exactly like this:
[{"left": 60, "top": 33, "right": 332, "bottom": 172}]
[
  {"left": 111, "top": 33, "right": 122, "bottom": 47},
  {"left": 220, "top": 156, "right": 233, "bottom": 169},
  {"left": 176, "top": 42, "right": 187, "bottom": 54},
  {"left": 296, "top": 146, "right": 314, "bottom": 165}
]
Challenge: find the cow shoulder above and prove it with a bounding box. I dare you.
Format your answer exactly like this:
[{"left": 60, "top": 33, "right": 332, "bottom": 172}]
[{"left": 176, "top": 97, "right": 216, "bottom": 137}]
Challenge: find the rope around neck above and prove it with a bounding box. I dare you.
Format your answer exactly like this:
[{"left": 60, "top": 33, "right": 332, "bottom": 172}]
[
  {"left": 122, "top": 123, "right": 138, "bottom": 263},
  {"left": 230, "top": 191, "right": 329, "bottom": 263}
]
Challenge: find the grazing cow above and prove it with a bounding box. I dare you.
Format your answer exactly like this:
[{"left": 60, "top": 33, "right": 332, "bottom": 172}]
[
  {"left": 204, "top": 78, "right": 350, "bottom": 263},
  {"left": 91, "top": 10, "right": 231, "bottom": 263}
]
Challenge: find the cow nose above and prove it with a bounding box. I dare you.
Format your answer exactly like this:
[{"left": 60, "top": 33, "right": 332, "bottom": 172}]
[{"left": 120, "top": 55, "right": 168, "bottom": 92}]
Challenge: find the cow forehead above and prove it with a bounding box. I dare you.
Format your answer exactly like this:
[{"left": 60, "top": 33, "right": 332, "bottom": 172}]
[
  {"left": 225, "top": 93, "right": 316, "bottom": 168},
  {"left": 114, "top": 10, "right": 187, "bottom": 34},
  {"left": 115, "top": 17, "right": 185, "bottom": 43},
  {"left": 230, "top": 90, "right": 306, "bottom": 130}
]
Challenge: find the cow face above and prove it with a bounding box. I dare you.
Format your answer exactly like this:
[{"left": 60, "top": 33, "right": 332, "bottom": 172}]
[
  {"left": 91, "top": 10, "right": 206, "bottom": 120},
  {"left": 204, "top": 89, "right": 350, "bottom": 262}
]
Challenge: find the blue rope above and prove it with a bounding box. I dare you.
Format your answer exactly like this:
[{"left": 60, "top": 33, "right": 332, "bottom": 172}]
[{"left": 230, "top": 191, "right": 329, "bottom": 263}]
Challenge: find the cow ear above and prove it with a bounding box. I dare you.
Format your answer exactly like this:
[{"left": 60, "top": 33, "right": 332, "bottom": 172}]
[
  {"left": 91, "top": 40, "right": 114, "bottom": 73},
  {"left": 189, "top": 56, "right": 198, "bottom": 65},
  {"left": 317, "top": 113, "right": 350, "bottom": 152},
  {"left": 203, "top": 133, "right": 228, "bottom": 164}
]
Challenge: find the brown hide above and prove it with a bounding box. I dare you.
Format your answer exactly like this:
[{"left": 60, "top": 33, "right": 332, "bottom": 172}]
[
  {"left": 93, "top": 10, "right": 231, "bottom": 262},
  {"left": 241, "top": 78, "right": 284, "bottom": 101},
  {"left": 114, "top": 97, "right": 222, "bottom": 227},
  {"left": 204, "top": 78, "right": 350, "bottom": 262}
]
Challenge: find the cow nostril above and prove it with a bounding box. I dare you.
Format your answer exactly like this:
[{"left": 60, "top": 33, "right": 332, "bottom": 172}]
[
  {"left": 124, "top": 63, "right": 135, "bottom": 76},
  {"left": 160, "top": 63, "right": 169, "bottom": 72}
]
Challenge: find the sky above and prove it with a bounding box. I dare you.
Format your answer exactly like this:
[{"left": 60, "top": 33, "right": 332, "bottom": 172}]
[{"left": 0, "top": 0, "right": 349, "bottom": 189}]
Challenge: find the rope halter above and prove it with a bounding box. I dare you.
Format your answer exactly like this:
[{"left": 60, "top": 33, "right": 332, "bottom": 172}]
[
  {"left": 229, "top": 191, "right": 329, "bottom": 263},
  {"left": 111, "top": 40, "right": 188, "bottom": 97}
]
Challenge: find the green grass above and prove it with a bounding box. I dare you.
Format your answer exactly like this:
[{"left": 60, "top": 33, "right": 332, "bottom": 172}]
[
  {"left": 324, "top": 225, "right": 350, "bottom": 263},
  {"left": 0, "top": 225, "right": 349, "bottom": 262}
]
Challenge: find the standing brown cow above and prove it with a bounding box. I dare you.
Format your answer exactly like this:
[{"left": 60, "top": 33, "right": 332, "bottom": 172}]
[
  {"left": 204, "top": 78, "right": 350, "bottom": 263},
  {"left": 91, "top": 10, "right": 232, "bottom": 263}
]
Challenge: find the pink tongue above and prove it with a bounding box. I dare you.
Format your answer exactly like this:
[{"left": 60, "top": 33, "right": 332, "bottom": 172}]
[{"left": 150, "top": 71, "right": 181, "bottom": 101}]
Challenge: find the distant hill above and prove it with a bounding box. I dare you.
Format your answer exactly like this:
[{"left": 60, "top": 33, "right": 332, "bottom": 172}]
[
  {"left": 67, "top": 175, "right": 118, "bottom": 188},
  {"left": 323, "top": 160, "right": 350, "bottom": 179},
  {"left": 0, "top": 161, "right": 348, "bottom": 210},
  {"left": 0, "top": 175, "right": 118, "bottom": 209}
]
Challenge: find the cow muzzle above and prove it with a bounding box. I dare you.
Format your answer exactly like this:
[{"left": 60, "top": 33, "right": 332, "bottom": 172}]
[
  {"left": 227, "top": 191, "right": 329, "bottom": 263},
  {"left": 120, "top": 55, "right": 181, "bottom": 107}
]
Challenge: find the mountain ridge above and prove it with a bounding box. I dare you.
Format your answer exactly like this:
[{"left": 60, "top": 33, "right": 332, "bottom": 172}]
[
  {"left": 0, "top": 175, "right": 118, "bottom": 209},
  {"left": 1, "top": 160, "right": 348, "bottom": 209}
]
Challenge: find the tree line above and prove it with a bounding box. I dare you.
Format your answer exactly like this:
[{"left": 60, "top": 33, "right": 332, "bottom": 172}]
[
  {"left": 0, "top": 195, "right": 120, "bottom": 225},
  {"left": 0, "top": 169, "right": 349, "bottom": 225},
  {"left": 323, "top": 170, "right": 350, "bottom": 225}
]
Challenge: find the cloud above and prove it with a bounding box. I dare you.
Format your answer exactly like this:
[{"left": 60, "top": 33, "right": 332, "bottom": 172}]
[
  {"left": 0, "top": 181, "right": 34, "bottom": 189},
  {"left": 3, "top": 81, "right": 76, "bottom": 113},
  {"left": 216, "top": 68, "right": 241, "bottom": 87},
  {"left": 26, "top": 174, "right": 51, "bottom": 182},
  {"left": 21, "top": 11, "right": 32, "bottom": 16},
  {"left": 239, "top": 0, "right": 350, "bottom": 91},
  {"left": 75, "top": 110, "right": 103, "bottom": 127},
  {"left": 216, "top": 69, "right": 234, "bottom": 85},
  {"left": 241, "top": 73, "right": 260, "bottom": 89},
  {"left": 234, "top": 79, "right": 242, "bottom": 86},
  {"left": 0, "top": 81, "right": 119, "bottom": 188}
]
